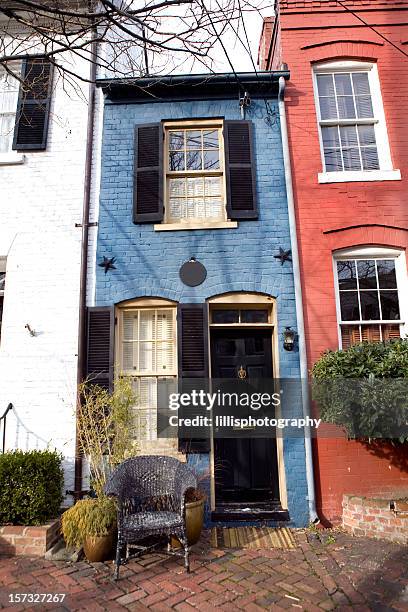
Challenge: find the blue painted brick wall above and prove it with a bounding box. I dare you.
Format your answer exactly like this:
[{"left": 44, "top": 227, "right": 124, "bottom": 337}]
[{"left": 96, "top": 95, "right": 309, "bottom": 527}]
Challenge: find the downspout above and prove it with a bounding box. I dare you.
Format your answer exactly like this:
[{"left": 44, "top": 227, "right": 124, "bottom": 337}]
[
  {"left": 74, "top": 35, "right": 98, "bottom": 500},
  {"left": 278, "top": 74, "right": 320, "bottom": 524}
]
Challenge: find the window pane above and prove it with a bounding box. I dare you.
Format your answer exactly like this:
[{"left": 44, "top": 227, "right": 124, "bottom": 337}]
[
  {"left": 156, "top": 310, "right": 173, "bottom": 340},
  {"left": 0, "top": 115, "right": 14, "bottom": 153},
  {"left": 322, "top": 126, "right": 340, "bottom": 148},
  {"left": 187, "top": 177, "right": 204, "bottom": 197},
  {"left": 339, "top": 125, "right": 358, "bottom": 148},
  {"left": 0, "top": 273, "right": 5, "bottom": 291},
  {"left": 352, "top": 73, "right": 370, "bottom": 96},
  {"left": 357, "top": 260, "right": 377, "bottom": 289},
  {"left": 186, "top": 150, "right": 202, "bottom": 170},
  {"left": 205, "top": 176, "right": 221, "bottom": 196},
  {"left": 334, "top": 73, "right": 353, "bottom": 96},
  {"left": 319, "top": 96, "right": 338, "bottom": 120},
  {"left": 342, "top": 147, "right": 361, "bottom": 171},
  {"left": 337, "top": 95, "right": 356, "bottom": 119},
  {"left": 361, "top": 147, "right": 379, "bottom": 171},
  {"left": 317, "top": 74, "right": 335, "bottom": 97},
  {"left": 241, "top": 309, "right": 269, "bottom": 323},
  {"left": 156, "top": 341, "right": 174, "bottom": 371},
  {"left": 206, "top": 198, "right": 222, "bottom": 218},
  {"left": 377, "top": 260, "right": 397, "bottom": 289},
  {"left": 168, "top": 198, "right": 184, "bottom": 219},
  {"left": 355, "top": 95, "right": 374, "bottom": 119},
  {"left": 337, "top": 261, "right": 357, "bottom": 290},
  {"left": 340, "top": 291, "right": 360, "bottom": 321},
  {"left": 380, "top": 291, "right": 400, "bottom": 320},
  {"left": 324, "top": 148, "right": 343, "bottom": 172},
  {"left": 203, "top": 130, "right": 219, "bottom": 149},
  {"left": 123, "top": 312, "right": 137, "bottom": 340},
  {"left": 358, "top": 125, "right": 376, "bottom": 146},
  {"left": 187, "top": 199, "right": 205, "bottom": 218},
  {"left": 212, "top": 309, "right": 239, "bottom": 324},
  {"left": 139, "top": 311, "right": 155, "bottom": 340},
  {"left": 203, "top": 150, "right": 219, "bottom": 170},
  {"left": 186, "top": 130, "right": 202, "bottom": 149},
  {"left": 169, "top": 151, "right": 184, "bottom": 171},
  {"left": 169, "top": 178, "right": 185, "bottom": 197},
  {"left": 360, "top": 291, "right": 380, "bottom": 320},
  {"left": 169, "top": 131, "right": 184, "bottom": 150},
  {"left": 139, "top": 341, "right": 154, "bottom": 371}
]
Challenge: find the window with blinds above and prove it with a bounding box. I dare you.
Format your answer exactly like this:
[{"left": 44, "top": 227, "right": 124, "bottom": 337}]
[
  {"left": 313, "top": 62, "right": 394, "bottom": 177},
  {"left": 335, "top": 254, "right": 404, "bottom": 348},
  {"left": 165, "top": 123, "right": 225, "bottom": 223},
  {"left": 120, "top": 308, "right": 176, "bottom": 440},
  {"left": 0, "top": 66, "right": 20, "bottom": 153}
]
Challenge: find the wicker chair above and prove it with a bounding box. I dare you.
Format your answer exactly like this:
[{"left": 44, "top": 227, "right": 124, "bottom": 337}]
[{"left": 105, "top": 455, "right": 197, "bottom": 580}]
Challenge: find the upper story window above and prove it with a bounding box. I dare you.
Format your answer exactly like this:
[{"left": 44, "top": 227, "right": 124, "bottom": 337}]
[
  {"left": 165, "top": 124, "right": 225, "bottom": 223},
  {"left": 333, "top": 247, "right": 407, "bottom": 348},
  {"left": 0, "top": 66, "right": 20, "bottom": 154},
  {"left": 313, "top": 61, "right": 400, "bottom": 184},
  {"left": 133, "top": 119, "right": 258, "bottom": 230}
]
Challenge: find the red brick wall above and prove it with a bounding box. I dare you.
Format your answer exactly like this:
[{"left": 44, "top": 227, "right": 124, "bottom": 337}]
[
  {"left": 261, "top": 0, "right": 408, "bottom": 524},
  {"left": 342, "top": 494, "right": 408, "bottom": 544}
]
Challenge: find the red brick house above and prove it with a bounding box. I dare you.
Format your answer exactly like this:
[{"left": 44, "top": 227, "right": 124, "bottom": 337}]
[{"left": 259, "top": 0, "right": 408, "bottom": 524}]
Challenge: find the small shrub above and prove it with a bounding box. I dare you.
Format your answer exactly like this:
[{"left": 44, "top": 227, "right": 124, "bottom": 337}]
[
  {"left": 312, "top": 339, "right": 408, "bottom": 441},
  {"left": 0, "top": 450, "right": 63, "bottom": 525},
  {"left": 61, "top": 496, "right": 117, "bottom": 548}
]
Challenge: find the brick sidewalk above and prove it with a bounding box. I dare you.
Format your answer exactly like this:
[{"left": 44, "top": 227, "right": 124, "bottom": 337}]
[{"left": 0, "top": 530, "right": 407, "bottom": 611}]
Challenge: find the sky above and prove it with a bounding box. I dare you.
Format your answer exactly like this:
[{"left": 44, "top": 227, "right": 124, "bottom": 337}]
[{"left": 142, "top": 3, "right": 273, "bottom": 77}]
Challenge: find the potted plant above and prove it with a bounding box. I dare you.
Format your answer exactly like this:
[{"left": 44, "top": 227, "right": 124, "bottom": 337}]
[
  {"left": 171, "top": 487, "right": 206, "bottom": 548},
  {"left": 61, "top": 377, "right": 140, "bottom": 561},
  {"left": 184, "top": 487, "right": 206, "bottom": 545},
  {"left": 61, "top": 496, "right": 117, "bottom": 562}
]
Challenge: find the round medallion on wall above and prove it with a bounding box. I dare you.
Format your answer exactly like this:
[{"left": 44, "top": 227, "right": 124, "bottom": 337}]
[{"left": 179, "top": 258, "right": 207, "bottom": 287}]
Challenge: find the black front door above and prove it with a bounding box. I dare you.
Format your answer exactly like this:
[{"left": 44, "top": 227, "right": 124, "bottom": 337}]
[{"left": 211, "top": 329, "right": 280, "bottom": 508}]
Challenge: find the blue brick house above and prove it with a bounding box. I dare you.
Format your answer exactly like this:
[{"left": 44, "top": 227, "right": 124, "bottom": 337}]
[{"left": 88, "top": 72, "right": 309, "bottom": 527}]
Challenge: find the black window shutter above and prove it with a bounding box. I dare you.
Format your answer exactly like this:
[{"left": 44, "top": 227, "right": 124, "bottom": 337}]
[
  {"left": 224, "top": 120, "right": 257, "bottom": 219},
  {"left": 86, "top": 307, "right": 115, "bottom": 392},
  {"left": 12, "top": 57, "right": 53, "bottom": 151},
  {"left": 133, "top": 123, "right": 164, "bottom": 223},
  {"left": 177, "top": 304, "right": 210, "bottom": 453}
]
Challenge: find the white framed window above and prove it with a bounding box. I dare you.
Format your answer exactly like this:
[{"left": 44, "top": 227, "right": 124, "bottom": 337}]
[
  {"left": 162, "top": 120, "right": 230, "bottom": 227},
  {"left": 0, "top": 263, "right": 5, "bottom": 340},
  {"left": 333, "top": 247, "right": 408, "bottom": 348},
  {"left": 313, "top": 61, "right": 400, "bottom": 183},
  {"left": 118, "top": 305, "right": 177, "bottom": 441},
  {"left": 0, "top": 64, "right": 20, "bottom": 154}
]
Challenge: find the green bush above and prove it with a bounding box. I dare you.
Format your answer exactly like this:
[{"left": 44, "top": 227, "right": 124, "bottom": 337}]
[
  {"left": 312, "top": 339, "right": 408, "bottom": 442},
  {"left": 0, "top": 450, "right": 64, "bottom": 525}
]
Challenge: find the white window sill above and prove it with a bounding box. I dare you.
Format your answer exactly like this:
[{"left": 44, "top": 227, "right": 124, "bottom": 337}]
[
  {"left": 154, "top": 220, "right": 238, "bottom": 232},
  {"left": 318, "top": 169, "right": 401, "bottom": 184},
  {"left": 0, "top": 153, "right": 25, "bottom": 166}
]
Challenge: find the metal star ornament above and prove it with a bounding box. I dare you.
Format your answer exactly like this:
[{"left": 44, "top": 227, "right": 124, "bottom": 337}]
[
  {"left": 274, "top": 248, "right": 292, "bottom": 266},
  {"left": 99, "top": 256, "right": 116, "bottom": 274}
]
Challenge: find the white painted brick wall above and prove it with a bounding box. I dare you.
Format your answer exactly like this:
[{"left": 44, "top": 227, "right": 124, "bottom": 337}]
[{"left": 0, "top": 45, "right": 102, "bottom": 501}]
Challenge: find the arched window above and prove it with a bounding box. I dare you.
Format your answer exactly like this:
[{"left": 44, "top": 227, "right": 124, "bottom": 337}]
[
  {"left": 333, "top": 247, "right": 408, "bottom": 348},
  {"left": 116, "top": 298, "right": 177, "bottom": 441}
]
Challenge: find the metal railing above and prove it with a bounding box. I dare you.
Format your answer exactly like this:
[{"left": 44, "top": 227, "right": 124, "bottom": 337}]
[{"left": 0, "top": 403, "right": 13, "bottom": 453}]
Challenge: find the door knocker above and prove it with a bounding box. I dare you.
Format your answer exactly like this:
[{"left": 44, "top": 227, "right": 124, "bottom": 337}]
[{"left": 238, "top": 365, "right": 247, "bottom": 379}]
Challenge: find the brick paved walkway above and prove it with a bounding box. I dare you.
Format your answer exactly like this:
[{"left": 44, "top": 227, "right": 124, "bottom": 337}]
[{"left": 0, "top": 530, "right": 407, "bottom": 611}]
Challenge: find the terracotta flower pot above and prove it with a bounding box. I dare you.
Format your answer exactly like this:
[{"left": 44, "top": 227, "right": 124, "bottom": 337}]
[
  {"left": 83, "top": 531, "right": 115, "bottom": 562},
  {"left": 171, "top": 497, "right": 205, "bottom": 548}
]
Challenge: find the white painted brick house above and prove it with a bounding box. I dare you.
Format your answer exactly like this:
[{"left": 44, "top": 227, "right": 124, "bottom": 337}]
[{"left": 0, "top": 26, "right": 103, "bottom": 496}]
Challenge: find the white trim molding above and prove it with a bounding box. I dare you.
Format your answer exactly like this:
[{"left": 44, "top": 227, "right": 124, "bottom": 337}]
[
  {"left": 318, "top": 169, "right": 401, "bottom": 184},
  {"left": 0, "top": 153, "right": 25, "bottom": 166}
]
